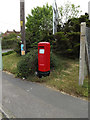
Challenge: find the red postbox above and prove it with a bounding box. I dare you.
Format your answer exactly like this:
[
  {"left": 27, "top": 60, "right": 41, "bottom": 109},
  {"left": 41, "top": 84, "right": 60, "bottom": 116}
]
[{"left": 38, "top": 42, "right": 50, "bottom": 78}]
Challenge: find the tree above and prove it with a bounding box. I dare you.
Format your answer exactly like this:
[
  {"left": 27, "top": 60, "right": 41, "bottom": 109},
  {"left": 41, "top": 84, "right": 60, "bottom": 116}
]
[
  {"left": 62, "top": 13, "right": 90, "bottom": 33},
  {"left": 26, "top": 4, "right": 53, "bottom": 50},
  {"left": 58, "top": 1, "right": 82, "bottom": 26},
  {"left": 2, "top": 33, "right": 18, "bottom": 49}
]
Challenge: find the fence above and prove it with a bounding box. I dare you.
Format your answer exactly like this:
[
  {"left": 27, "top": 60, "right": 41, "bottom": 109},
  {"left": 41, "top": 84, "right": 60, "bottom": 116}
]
[
  {"left": 86, "top": 27, "right": 90, "bottom": 73},
  {"left": 79, "top": 22, "right": 90, "bottom": 85},
  {"left": 0, "top": 35, "right": 2, "bottom": 111}
]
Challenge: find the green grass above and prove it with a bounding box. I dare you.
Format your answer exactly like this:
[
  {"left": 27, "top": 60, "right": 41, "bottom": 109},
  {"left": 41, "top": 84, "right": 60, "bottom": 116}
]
[
  {"left": 2, "top": 52, "right": 89, "bottom": 99},
  {"left": 2, "top": 52, "right": 21, "bottom": 74},
  {"left": 28, "top": 55, "right": 89, "bottom": 99}
]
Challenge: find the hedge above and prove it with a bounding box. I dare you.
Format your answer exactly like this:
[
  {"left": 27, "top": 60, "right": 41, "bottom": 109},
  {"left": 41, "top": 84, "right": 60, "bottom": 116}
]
[
  {"left": 2, "top": 33, "right": 18, "bottom": 49},
  {"left": 2, "top": 39, "right": 16, "bottom": 49},
  {"left": 42, "top": 32, "right": 80, "bottom": 58},
  {"left": 66, "top": 32, "right": 80, "bottom": 58},
  {"left": 14, "top": 31, "right": 80, "bottom": 58}
]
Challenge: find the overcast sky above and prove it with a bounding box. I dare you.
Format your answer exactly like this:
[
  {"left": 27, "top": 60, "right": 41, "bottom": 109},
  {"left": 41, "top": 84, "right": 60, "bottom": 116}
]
[{"left": 0, "top": 0, "right": 90, "bottom": 33}]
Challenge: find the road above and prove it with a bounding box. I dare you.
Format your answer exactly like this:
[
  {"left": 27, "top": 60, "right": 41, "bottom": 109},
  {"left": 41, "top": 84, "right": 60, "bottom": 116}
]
[
  {"left": 2, "top": 72, "right": 88, "bottom": 118},
  {"left": 2, "top": 49, "right": 13, "bottom": 53}
]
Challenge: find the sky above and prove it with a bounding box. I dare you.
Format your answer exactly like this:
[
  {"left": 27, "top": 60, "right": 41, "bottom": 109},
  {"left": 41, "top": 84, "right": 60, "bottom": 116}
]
[{"left": 0, "top": 0, "right": 90, "bottom": 33}]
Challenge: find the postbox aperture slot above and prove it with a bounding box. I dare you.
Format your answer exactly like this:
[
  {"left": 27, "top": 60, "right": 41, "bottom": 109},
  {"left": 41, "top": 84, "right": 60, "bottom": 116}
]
[{"left": 39, "top": 46, "right": 44, "bottom": 49}]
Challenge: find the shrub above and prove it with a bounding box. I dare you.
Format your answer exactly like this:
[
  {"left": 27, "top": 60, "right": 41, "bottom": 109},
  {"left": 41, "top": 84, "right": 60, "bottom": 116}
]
[
  {"left": 54, "top": 32, "right": 69, "bottom": 54},
  {"left": 52, "top": 32, "right": 80, "bottom": 58},
  {"left": 2, "top": 51, "right": 14, "bottom": 56},
  {"left": 66, "top": 32, "right": 80, "bottom": 58},
  {"left": 2, "top": 39, "right": 16, "bottom": 49},
  {"left": 17, "top": 49, "right": 57, "bottom": 78},
  {"left": 17, "top": 49, "right": 38, "bottom": 78},
  {"left": 42, "top": 35, "right": 55, "bottom": 50},
  {"left": 50, "top": 52, "right": 58, "bottom": 69},
  {"left": 15, "top": 32, "right": 80, "bottom": 58},
  {"left": 2, "top": 33, "right": 17, "bottom": 49},
  {"left": 14, "top": 39, "right": 21, "bottom": 55}
]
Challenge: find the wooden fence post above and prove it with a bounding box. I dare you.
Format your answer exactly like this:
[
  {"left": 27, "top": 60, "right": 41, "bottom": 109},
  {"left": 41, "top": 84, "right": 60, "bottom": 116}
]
[
  {"left": 0, "top": 34, "right": 2, "bottom": 108},
  {"left": 79, "top": 22, "right": 86, "bottom": 85}
]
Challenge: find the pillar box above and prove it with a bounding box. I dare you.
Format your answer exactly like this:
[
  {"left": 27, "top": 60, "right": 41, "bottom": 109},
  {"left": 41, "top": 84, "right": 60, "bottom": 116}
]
[{"left": 38, "top": 42, "right": 50, "bottom": 78}]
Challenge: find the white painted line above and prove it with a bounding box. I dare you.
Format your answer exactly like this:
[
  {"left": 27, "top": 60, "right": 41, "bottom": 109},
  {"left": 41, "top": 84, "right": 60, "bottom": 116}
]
[{"left": 0, "top": 107, "right": 9, "bottom": 118}]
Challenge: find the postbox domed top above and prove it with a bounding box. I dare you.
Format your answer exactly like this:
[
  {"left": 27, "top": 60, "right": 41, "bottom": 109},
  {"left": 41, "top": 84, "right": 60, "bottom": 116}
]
[{"left": 38, "top": 42, "right": 50, "bottom": 45}]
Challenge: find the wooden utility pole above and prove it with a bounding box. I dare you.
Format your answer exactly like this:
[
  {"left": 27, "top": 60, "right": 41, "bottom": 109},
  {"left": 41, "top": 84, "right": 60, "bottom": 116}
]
[{"left": 20, "top": 0, "right": 26, "bottom": 55}]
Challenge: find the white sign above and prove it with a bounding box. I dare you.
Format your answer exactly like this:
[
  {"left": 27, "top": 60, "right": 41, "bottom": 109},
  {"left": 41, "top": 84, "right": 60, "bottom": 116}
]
[{"left": 39, "top": 49, "right": 45, "bottom": 54}]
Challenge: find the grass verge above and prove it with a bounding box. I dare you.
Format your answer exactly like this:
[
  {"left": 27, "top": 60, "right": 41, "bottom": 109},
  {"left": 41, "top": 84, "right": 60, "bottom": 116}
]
[
  {"left": 2, "top": 52, "right": 21, "bottom": 74},
  {"left": 28, "top": 55, "right": 88, "bottom": 99},
  {"left": 2, "top": 52, "right": 89, "bottom": 100}
]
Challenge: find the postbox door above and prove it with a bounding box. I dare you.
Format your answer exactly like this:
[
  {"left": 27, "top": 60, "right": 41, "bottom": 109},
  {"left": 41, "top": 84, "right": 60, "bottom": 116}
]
[{"left": 38, "top": 46, "right": 46, "bottom": 72}]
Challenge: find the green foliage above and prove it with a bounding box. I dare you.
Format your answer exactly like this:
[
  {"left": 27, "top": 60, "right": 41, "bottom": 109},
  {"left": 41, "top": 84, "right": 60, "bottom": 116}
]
[
  {"left": 17, "top": 49, "right": 38, "bottom": 78},
  {"left": 3, "top": 51, "right": 88, "bottom": 98},
  {"left": 54, "top": 13, "right": 90, "bottom": 58},
  {"left": 44, "top": 32, "right": 80, "bottom": 58},
  {"left": 55, "top": 32, "right": 80, "bottom": 58},
  {"left": 2, "top": 33, "right": 18, "bottom": 49},
  {"left": 2, "top": 39, "right": 16, "bottom": 49},
  {"left": 54, "top": 32, "right": 69, "bottom": 54},
  {"left": 17, "top": 49, "right": 57, "bottom": 78},
  {"left": 50, "top": 52, "right": 58, "bottom": 69},
  {"left": 2, "top": 51, "right": 14, "bottom": 56},
  {"left": 66, "top": 32, "right": 80, "bottom": 57},
  {"left": 58, "top": 1, "right": 82, "bottom": 25},
  {"left": 3, "top": 33, "right": 17, "bottom": 40},
  {"left": 61, "top": 13, "right": 90, "bottom": 33},
  {"left": 2, "top": 52, "right": 21, "bottom": 74},
  {"left": 14, "top": 38, "right": 21, "bottom": 55},
  {"left": 42, "top": 34, "right": 55, "bottom": 50},
  {"left": 25, "top": 3, "right": 53, "bottom": 51}
]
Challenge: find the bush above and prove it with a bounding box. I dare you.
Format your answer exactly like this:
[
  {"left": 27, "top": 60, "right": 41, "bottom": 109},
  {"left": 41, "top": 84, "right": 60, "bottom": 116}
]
[
  {"left": 17, "top": 49, "right": 57, "bottom": 78},
  {"left": 2, "top": 39, "right": 16, "bottom": 49},
  {"left": 17, "top": 49, "right": 38, "bottom": 78},
  {"left": 14, "top": 39, "right": 21, "bottom": 55},
  {"left": 52, "top": 32, "right": 80, "bottom": 58},
  {"left": 15, "top": 31, "right": 80, "bottom": 58},
  {"left": 66, "top": 32, "right": 80, "bottom": 58},
  {"left": 2, "top": 33, "right": 17, "bottom": 49},
  {"left": 54, "top": 32, "right": 69, "bottom": 54},
  {"left": 50, "top": 52, "right": 58, "bottom": 69},
  {"left": 2, "top": 51, "right": 14, "bottom": 56},
  {"left": 42, "top": 35, "right": 55, "bottom": 50}
]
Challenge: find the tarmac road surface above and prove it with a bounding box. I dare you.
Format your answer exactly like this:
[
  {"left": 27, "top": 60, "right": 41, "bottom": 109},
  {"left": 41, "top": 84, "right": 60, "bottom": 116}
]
[
  {"left": 2, "top": 49, "right": 13, "bottom": 53},
  {"left": 2, "top": 72, "right": 88, "bottom": 118}
]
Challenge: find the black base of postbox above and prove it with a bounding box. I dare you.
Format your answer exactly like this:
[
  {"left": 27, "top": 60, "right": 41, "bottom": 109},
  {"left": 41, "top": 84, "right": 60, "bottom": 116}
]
[{"left": 37, "top": 71, "right": 50, "bottom": 78}]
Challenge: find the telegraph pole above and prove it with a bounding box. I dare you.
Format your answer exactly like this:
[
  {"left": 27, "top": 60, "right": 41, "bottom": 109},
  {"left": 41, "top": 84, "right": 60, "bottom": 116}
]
[{"left": 20, "top": 0, "right": 26, "bottom": 55}]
